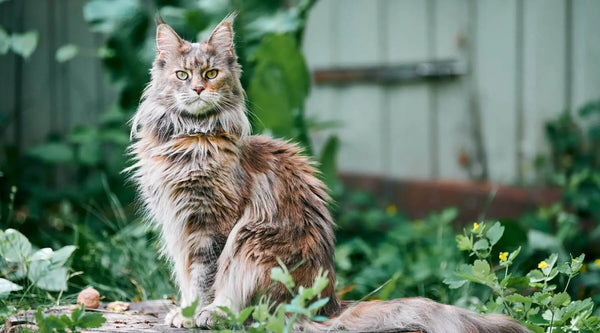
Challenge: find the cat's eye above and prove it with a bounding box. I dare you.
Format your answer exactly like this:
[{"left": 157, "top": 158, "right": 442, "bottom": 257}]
[
  {"left": 175, "top": 71, "right": 189, "bottom": 80},
  {"left": 205, "top": 69, "right": 218, "bottom": 80}
]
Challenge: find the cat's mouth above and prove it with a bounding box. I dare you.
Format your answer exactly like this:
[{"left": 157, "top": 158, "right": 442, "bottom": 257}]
[{"left": 179, "top": 96, "right": 215, "bottom": 116}]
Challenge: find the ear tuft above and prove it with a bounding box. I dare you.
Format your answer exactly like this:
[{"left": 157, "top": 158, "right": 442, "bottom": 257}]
[
  {"left": 156, "top": 23, "right": 183, "bottom": 54},
  {"left": 207, "top": 13, "right": 237, "bottom": 54}
]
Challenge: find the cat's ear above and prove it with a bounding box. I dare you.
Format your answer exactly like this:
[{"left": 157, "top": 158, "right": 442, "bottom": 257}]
[
  {"left": 156, "top": 22, "right": 184, "bottom": 56},
  {"left": 207, "top": 13, "right": 236, "bottom": 56}
]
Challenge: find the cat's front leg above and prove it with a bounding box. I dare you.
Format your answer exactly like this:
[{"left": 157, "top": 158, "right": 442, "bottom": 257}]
[{"left": 166, "top": 257, "right": 218, "bottom": 327}]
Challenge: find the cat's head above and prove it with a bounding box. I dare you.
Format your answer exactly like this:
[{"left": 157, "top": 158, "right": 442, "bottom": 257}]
[
  {"left": 135, "top": 14, "right": 250, "bottom": 140},
  {"left": 151, "top": 14, "right": 243, "bottom": 116}
]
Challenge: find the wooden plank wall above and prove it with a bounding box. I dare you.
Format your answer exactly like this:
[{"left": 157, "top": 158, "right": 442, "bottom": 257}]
[
  {"left": 2, "top": 0, "right": 600, "bottom": 185},
  {"left": 304, "top": 0, "right": 600, "bottom": 184},
  {"left": 0, "top": 0, "right": 114, "bottom": 153}
]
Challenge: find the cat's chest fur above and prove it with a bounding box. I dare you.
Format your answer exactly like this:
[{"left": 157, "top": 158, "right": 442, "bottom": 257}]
[{"left": 135, "top": 132, "right": 248, "bottom": 237}]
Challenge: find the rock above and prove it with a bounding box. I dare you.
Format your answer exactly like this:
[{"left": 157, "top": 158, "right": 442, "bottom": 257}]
[{"left": 77, "top": 288, "right": 100, "bottom": 309}]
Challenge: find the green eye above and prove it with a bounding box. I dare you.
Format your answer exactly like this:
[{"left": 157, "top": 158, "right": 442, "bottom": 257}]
[
  {"left": 175, "top": 71, "right": 189, "bottom": 80},
  {"left": 205, "top": 69, "right": 218, "bottom": 80}
]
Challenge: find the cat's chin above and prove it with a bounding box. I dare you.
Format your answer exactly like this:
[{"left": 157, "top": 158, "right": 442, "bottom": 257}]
[{"left": 180, "top": 100, "right": 215, "bottom": 116}]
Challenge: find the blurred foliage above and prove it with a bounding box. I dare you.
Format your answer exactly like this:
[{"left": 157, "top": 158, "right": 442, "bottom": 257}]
[{"left": 543, "top": 101, "right": 600, "bottom": 221}]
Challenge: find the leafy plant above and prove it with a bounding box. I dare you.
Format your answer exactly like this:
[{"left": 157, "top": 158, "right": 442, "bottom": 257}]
[
  {"left": 183, "top": 261, "right": 331, "bottom": 332},
  {"left": 446, "top": 221, "right": 600, "bottom": 332},
  {"left": 34, "top": 304, "right": 106, "bottom": 333}
]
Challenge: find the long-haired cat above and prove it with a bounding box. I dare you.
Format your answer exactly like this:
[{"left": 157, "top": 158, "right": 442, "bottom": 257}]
[{"left": 128, "top": 14, "right": 528, "bottom": 333}]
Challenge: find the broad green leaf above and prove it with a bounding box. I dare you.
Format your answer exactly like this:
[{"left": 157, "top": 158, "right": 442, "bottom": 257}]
[
  {"left": 485, "top": 222, "right": 505, "bottom": 246},
  {"left": 248, "top": 33, "right": 310, "bottom": 138},
  {"left": 181, "top": 299, "right": 198, "bottom": 318},
  {"left": 0, "top": 228, "right": 32, "bottom": 262},
  {"left": 30, "top": 248, "right": 54, "bottom": 261},
  {"left": 0, "top": 277, "right": 22, "bottom": 295},
  {"left": 0, "top": 28, "right": 9, "bottom": 54},
  {"left": 55, "top": 44, "right": 79, "bottom": 62},
  {"left": 10, "top": 30, "right": 38, "bottom": 58},
  {"left": 28, "top": 142, "right": 74, "bottom": 164},
  {"left": 52, "top": 245, "right": 76, "bottom": 266},
  {"left": 28, "top": 261, "right": 68, "bottom": 291}
]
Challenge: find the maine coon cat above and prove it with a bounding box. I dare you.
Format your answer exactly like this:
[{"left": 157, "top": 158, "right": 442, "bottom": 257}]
[{"left": 128, "top": 14, "right": 528, "bottom": 332}]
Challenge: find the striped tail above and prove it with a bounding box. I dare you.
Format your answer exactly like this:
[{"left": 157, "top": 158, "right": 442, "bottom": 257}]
[{"left": 304, "top": 298, "right": 529, "bottom": 333}]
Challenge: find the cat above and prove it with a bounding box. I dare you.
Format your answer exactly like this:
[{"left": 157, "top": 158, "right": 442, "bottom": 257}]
[{"left": 128, "top": 14, "right": 529, "bottom": 333}]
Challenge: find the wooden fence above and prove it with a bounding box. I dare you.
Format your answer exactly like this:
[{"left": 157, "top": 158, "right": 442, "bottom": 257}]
[{"left": 2, "top": 0, "right": 600, "bottom": 184}]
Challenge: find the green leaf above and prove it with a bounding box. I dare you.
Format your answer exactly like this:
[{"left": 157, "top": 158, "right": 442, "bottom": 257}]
[
  {"left": 181, "top": 299, "right": 198, "bottom": 318},
  {"left": 247, "top": 33, "right": 310, "bottom": 138},
  {"left": 505, "top": 293, "right": 532, "bottom": 304},
  {"left": 0, "top": 278, "right": 22, "bottom": 295},
  {"left": 0, "top": 228, "right": 32, "bottom": 262},
  {"left": 30, "top": 248, "right": 53, "bottom": 261},
  {"left": 10, "top": 30, "right": 38, "bottom": 58},
  {"left": 485, "top": 222, "right": 505, "bottom": 246},
  {"left": 55, "top": 44, "right": 79, "bottom": 62},
  {"left": 443, "top": 275, "right": 468, "bottom": 289},
  {"left": 473, "top": 239, "right": 490, "bottom": 251},
  {"left": 28, "top": 261, "right": 68, "bottom": 291},
  {"left": 76, "top": 312, "right": 107, "bottom": 328},
  {"left": 52, "top": 245, "right": 76, "bottom": 266},
  {"left": 237, "top": 306, "right": 254, "bottom": 323},
  {"left": 0, "top": 28, "right": 10, "bottom": 54},
  {"left": 552, "top": 292, "right": 571, "bottom": 307},
  {"left": 27, "top": 142, "right": 74, "bottom": 164},
  {"left": 456, "top": 234, "right": 472, "bottom": 251},
  {"left": 83, "top": 0, "right": 140, "bottom": 33},
  {"left": 271, "top": 266, "right": 295, "bottom": 291},
  {"left": 307, "top": 297, "right": 329, "bottom": 311},
  {"left": 318, "top": 135, "right": 339, "bottom": 190}
]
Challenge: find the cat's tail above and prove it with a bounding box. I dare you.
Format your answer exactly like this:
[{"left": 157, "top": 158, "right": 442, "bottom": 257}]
[{"left": 303, "top": 297, "right": 529, "bottom": 333}]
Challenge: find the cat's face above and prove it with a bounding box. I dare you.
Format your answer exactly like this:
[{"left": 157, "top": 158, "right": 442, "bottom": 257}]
[{"left": 152, "top": 16, "right": 241, "bottom": 117}]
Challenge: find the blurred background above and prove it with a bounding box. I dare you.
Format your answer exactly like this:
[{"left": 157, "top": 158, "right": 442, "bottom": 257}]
[{"left": 1, "top": 0, "right": 600, "bottom": 328}]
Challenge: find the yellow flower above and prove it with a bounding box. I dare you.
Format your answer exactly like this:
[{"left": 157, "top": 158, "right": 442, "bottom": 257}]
[
  {"left": 595, "top": 259, "right": 600, "bottom": 267},
  {"left": 538, "top": 261, "right": 548, "bottom": 269},
  {"left": 499, "top": 252, "right": 508, "bottom": 262},
  {"left": 472, "top": 222, "right": 480, "bottom": 231},
  {"left": 572, "top": 258, "right": 579, "bottom": 263},
  {"left": 515, "top": 308, "right": 522, "bottom": 313},
  {"left": 386, "top": 205, "right": 397, "bottom": 216}
]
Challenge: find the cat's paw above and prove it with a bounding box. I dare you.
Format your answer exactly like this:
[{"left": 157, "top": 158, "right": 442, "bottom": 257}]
[
  {"left": 195, "top": 305, "right": 224, "bottom": 328},
  {"left": 164, "top": 307, "right": 194, "bottom": 328}
]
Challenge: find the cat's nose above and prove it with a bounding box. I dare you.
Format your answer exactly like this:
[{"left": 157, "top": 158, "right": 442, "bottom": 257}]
[{"left": 192, "top": 86, "right": 204, "bottom": 95}]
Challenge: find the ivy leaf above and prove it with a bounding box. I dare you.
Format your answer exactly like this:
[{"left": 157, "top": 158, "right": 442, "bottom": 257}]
[
  {"left": 55, "top": 44, "right": 79, "bottom": 63},
  {"left": 10, "top": 30, "right": 38, "bottom": 58},
  {"left": 52, "top": 245, "right": 76, "bottom": 267},
  {"left": 485, "top": 222, "right": 505, "bottom": 247},
  {"left": 30, "top": 248, "right": 54, "bottom": 261},
  {"left": 28, "top": 261, "right": 68, "bottom": 291}
]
